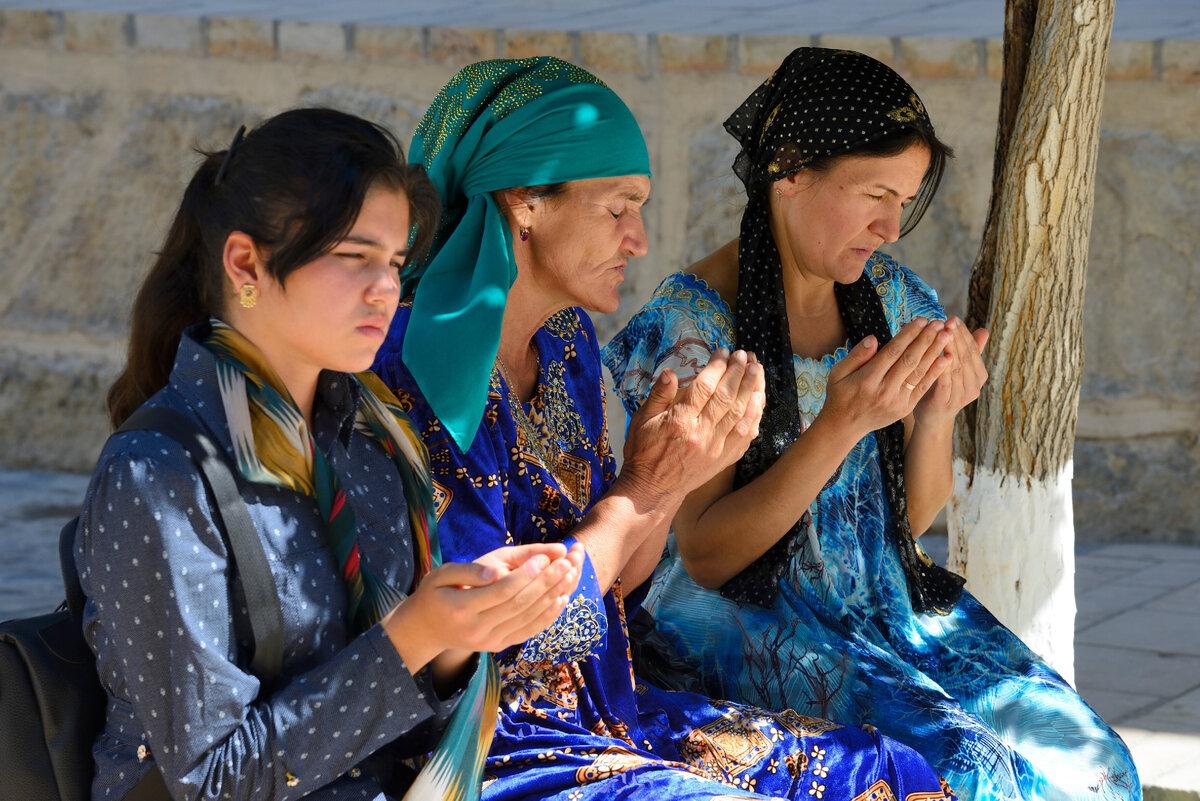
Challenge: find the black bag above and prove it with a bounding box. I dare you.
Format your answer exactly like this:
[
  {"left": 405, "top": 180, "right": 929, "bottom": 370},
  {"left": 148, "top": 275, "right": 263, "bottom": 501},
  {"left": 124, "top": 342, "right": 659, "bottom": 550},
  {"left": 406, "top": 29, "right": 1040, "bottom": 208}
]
[{"left": 0, "top": 406, "right": 285, "bottom": 801}]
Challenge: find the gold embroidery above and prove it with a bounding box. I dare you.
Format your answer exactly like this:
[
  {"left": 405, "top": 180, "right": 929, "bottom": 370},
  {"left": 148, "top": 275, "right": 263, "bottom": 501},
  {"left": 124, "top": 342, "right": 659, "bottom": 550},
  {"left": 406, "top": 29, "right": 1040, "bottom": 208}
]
[
  {"left": 518, "top": 594, "right": 608, "bottom": 664},
  {"left": 854, "top": 779, "right": 898, "bottom": 801},
  {"left": 886, "top": 93, "right": 925, "bottom": 125},
  {"left": 785, "top": 751, "right": 809, "bottom": 777},
  {"left": 543, "top": 308, "right": 583, "bottom": 341},
  {"left": 430, "top": 479, "right": 452, "bottom": 520},
  {"left": 759, "top": 102, "right": 783, "bottom": 145},
  {"left": 497, "top": 356, "right": 592, "bottom": 509},
  {"left": 501, "top": 660, "right": 580, "bottom": 715},
  {"left": 575, "top": 746, "right": 652, "bottom": 784},
  {"left": 679, "top": 711, "right": 772, "bottom": 780},
  {"left": 416, "top": 58, "right": 606, "bottom": 161},
  {"left": 775, "top": 709, "right": 843, "bottom": 737}
]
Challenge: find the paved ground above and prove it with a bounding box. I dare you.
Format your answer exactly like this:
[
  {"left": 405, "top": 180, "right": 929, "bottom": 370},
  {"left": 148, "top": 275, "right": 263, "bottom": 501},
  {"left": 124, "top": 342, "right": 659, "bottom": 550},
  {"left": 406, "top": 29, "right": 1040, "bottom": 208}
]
[
  {"left": 2, "top": 467, "right": 1197, "bottom": 795},
  {"left": 0, "top": 0, "right": 1196, "bottom": 40}
]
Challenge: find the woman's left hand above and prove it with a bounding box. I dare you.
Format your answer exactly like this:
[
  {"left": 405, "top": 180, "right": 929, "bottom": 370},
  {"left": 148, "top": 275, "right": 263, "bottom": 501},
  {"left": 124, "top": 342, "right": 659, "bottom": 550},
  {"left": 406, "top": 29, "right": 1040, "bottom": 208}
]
[{"left": 913, "top": 316, "right": 989, "bottom": 427}]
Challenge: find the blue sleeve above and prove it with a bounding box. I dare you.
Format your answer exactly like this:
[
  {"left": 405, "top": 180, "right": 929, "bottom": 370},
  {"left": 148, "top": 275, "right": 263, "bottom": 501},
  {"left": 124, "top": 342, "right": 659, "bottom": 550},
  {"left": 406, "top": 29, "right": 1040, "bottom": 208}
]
[
  {"left": 381, "top": 343, "right": 611, "bottom": 667},
  {"left": 78, "top": 441, "right": 444, "bottom": 801},
  {"left": 869, "top": 253, "right": 947, "bottom": 335},
  {"left": 602, "top": 302, "right": 728, "bottom": 421}
]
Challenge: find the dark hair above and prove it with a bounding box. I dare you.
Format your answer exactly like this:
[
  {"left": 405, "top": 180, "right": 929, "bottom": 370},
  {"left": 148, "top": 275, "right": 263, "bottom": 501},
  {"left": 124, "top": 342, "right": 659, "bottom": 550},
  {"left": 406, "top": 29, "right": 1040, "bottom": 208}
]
[
  {"left": 798, "top": 127, "right": 954, "bottom": 237},
  {"left": 520, "top": 183, "right": 568, "bottom": 201},
  {"left": 107, "top": 107, "right": 440, "bottom": 427}
]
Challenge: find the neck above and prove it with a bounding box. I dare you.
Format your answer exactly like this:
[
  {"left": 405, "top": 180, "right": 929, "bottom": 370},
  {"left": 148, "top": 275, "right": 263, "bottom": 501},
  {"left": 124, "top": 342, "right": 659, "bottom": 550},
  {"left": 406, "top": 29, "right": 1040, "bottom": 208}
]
[
  {"left": 770, "top": 211, "right": 836, "bottom": 318},
  {"left": 225, "top": 316, "right": 321, "bottom": 425},
  {"left": 498, "top": 270, "right": 567, "bottom": 400},
  {"left": 272, "top": 360, "right": 320, "bottom": 426}
]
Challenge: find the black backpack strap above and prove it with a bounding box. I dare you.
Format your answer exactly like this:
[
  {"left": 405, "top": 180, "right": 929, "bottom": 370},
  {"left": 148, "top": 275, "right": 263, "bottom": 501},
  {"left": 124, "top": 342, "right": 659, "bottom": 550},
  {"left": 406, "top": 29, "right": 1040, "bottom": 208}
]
[
  {"left": 60, "top": 515, "right": 85, "bottom": 623},
  {"left": 115, "top": 405, "right": 285, "bottom": 684}
]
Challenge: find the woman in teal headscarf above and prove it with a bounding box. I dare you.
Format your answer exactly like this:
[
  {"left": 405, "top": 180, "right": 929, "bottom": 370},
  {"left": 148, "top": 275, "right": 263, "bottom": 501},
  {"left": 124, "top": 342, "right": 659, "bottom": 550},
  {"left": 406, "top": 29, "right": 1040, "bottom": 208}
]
[{"left": 374, "top": 57, "right": 957, "bottom": 801}]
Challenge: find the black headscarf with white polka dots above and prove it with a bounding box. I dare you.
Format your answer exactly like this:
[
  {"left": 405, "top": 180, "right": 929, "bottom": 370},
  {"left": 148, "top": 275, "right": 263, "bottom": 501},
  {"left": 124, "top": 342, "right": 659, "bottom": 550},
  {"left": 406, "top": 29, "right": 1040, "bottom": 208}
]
[{"left": 719, "top": 47, "right": 964, "bottom": 615}]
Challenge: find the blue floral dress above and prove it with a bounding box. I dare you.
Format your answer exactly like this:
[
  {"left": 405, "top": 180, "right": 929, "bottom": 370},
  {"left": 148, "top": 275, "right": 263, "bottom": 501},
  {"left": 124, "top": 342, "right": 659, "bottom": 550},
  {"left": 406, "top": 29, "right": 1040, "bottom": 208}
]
[
  {"left": 602, "top": 254, "right": 1139, "bottom": 801},
  {"left": 375, "top": 302, "right": 957, "bottom": 801}
]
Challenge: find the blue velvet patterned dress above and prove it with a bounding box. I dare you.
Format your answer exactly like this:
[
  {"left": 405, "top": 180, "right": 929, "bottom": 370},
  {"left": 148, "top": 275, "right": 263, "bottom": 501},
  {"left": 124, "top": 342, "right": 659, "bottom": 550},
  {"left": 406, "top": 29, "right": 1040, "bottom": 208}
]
[
  {"left": 601, "top": 253, "right": 1139, "bottom": 801},
  {"left": 375, "top": 302, "right": 957, "bottom": 801}
]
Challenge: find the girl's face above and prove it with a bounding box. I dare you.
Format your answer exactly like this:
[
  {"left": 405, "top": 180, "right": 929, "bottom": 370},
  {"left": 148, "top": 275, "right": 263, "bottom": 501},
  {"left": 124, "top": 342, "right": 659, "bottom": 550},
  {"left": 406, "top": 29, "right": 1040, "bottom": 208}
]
[
  {"left": 512, "top": 175, "right": 651, "bottom": 315},
  {"left": 773, "top": 143, "right": 931, "bottom": 285},
  {"left": 248, "top": 185, "right": 411, "bottom": 378}
]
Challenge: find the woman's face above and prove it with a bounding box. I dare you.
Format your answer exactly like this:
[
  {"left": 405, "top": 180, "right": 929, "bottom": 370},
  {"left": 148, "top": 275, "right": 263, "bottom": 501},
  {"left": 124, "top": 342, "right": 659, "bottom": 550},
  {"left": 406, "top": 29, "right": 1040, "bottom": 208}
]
[
  {"left": 773, "top": 143, "right": 931, "bottom": 284},
  {"left": 512, "top": 175, "right": 651, "bottom": 314},
  {"left": 247, "top": 184, "right": 410, "bottom": 377}
]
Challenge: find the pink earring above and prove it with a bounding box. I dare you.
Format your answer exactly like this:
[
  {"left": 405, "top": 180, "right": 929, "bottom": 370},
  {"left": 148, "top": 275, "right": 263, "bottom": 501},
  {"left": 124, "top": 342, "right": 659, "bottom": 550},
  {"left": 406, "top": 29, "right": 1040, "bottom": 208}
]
[{"left": 519, "top": 227, "right": 529, "bottom": 241}]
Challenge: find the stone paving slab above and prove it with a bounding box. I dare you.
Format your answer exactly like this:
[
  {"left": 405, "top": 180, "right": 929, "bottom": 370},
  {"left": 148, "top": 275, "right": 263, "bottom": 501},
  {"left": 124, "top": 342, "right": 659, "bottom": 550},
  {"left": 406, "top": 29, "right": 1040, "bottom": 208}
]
[
  {"left": 0, "top": 0, "right": 1195, "bottom": 39},
  {"left": 1079, "top": 608, "right": 1200, "bottom": 657},
  {"left": 1, "top": 474, "right": 1197, "bottom": 793}
]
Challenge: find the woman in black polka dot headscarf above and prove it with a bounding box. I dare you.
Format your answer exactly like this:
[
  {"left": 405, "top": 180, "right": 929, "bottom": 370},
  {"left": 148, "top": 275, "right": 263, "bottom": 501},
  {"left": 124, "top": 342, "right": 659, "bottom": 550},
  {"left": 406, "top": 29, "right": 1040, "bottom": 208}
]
[{"left": 604, "top": 47, "right": 1139, "bottom": 801}]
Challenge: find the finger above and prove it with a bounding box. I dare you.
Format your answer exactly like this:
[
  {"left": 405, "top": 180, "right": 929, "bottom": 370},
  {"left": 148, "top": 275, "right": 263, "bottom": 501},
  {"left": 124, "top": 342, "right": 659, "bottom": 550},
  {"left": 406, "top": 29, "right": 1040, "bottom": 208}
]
[
  {"left": 701, "top": 350, "right": 749, "bottom": 428},
  {"left": 426, "top": 560, "right": 505, "bottom": 588},
  {"left": 483, "top": 556, "right": 577, "bottom": 633},
  {"left": 454, "top": 553, "right": 552, "bottom": 614},
  {"left": 564, "top": 543, "right": 587, "bottom": 570},
  {"left": 746, "top": 354, "right": 765, "bottom": 393},
  {"left": 829, "top": 335, "right": 877, "bottom": 381},
  {"left": 973, "top": 327, "right": 990, "bottom": 354},
  {"left": 673, "top": 349, "right": 729, "bottom": 416},
  {"left": 861, "top": 318, "right": 930, "bottom": 382},
  {"left": 478, "top": 542, "right": 568, "bottom": 572},
  {"left": 637, "top": 368, "right": 679, "bottom": 420},
  {"left": 915, "top": 350, "right": 952, "bottom": 395},
  {"left": 901, "top": 325, "right": 951, "bottom": 392},
  {"left": 730, "top": 389, "right": 766, "bottom": 446},
  {"left": 491, "top": 589, "right": 571, "bottom": 648},
  {"left": 715, "top": 361, "right": 763, "bottom": 443},
  {"left": 882, "top": 319, "right": 943, "bottom": 388}
]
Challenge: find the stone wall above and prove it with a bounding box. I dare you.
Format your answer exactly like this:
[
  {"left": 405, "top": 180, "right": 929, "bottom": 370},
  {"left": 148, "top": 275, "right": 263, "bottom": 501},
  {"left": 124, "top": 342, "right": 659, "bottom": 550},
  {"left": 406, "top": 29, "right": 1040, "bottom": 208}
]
[{"left": 1, "top": 9, "right": 1196, "bottom": 541}]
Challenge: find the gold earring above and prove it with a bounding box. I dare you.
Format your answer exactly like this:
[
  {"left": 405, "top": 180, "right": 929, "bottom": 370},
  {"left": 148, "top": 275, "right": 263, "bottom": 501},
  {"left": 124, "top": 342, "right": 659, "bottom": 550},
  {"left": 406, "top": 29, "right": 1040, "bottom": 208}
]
[
  {"left": 239, "top": 284, "right": 258, "bottom": 309},
  {"left": 775, "top": 189, "right": 783, "bottom": 198}
]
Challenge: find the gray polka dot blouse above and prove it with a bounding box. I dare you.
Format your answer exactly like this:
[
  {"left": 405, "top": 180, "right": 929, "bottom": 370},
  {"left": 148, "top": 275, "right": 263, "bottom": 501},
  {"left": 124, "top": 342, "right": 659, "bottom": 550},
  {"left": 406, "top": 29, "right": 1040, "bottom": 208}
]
[{"left": 76, "top": 330, "right": 463, "bottom": 801}]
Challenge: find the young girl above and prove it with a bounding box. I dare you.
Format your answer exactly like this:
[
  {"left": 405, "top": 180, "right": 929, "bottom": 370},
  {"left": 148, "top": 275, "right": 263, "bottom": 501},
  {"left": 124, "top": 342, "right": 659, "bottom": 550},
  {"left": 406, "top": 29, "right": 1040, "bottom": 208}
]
[{"left": 79, "top": 107, "right": 582, "bottom": 801}]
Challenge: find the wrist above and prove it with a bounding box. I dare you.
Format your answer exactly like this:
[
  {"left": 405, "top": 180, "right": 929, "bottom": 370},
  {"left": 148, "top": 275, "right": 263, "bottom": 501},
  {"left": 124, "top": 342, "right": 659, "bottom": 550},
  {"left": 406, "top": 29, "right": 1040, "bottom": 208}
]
[
  {"left": 383, "top": 591, "right": 443, "bottom": 675},
  {"left": 911, "top": 410, "right": 955, "bottom": 438},
  {"left": 808, "top": 410, "right": 867, "bottom": 452},
  {"left": 613, "top": 465, "right": 681, "bottom": 514}
]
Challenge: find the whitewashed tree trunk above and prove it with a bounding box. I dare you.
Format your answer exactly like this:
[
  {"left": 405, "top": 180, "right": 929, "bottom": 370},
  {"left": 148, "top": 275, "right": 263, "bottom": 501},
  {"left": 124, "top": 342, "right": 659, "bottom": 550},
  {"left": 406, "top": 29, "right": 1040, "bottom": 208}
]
[{"left": 948, "top": 0, "right": 1113, "bottom": 684}]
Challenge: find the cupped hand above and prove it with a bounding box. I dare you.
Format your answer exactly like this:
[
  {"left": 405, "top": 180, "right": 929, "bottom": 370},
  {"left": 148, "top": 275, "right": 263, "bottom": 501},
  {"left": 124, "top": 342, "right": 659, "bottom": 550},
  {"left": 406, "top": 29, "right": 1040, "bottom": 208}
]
[
  {"left": 620, "top": 348, "right": 766, "bottom": 502},
  {"left": 913, "top": 316, "right": 989, "bottom": 426},
  {"left": 396, "top": 541, "right": 585, "bottom": 657},
  {"left": 820, "top": 317, "right": 953, "bottom": 438}
]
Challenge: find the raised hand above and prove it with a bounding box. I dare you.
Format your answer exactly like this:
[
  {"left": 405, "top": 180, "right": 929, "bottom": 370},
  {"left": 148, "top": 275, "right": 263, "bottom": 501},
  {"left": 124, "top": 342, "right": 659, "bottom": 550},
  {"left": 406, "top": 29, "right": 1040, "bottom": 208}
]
[
  {"left": 384, "top": 542, "right": 585, "bottom": 668},
  {"left": 914, "top": 316, "right": 989, "bottom": 426},
  {"left": 820, "top": 317, "right": 953, "bottom": 438},
  {"left": 620, "top": 348, "right": 766, "bottom": 501}
]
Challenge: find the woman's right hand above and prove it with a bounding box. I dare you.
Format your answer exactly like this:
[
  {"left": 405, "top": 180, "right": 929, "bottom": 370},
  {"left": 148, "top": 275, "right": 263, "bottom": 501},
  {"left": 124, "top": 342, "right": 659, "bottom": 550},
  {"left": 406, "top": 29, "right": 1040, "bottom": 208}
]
[
  {"left": 619, "top": 348, "right": 766, "bottom": 503},
  {"left": 819, "top": 317, "right": 952, "bottom": 438},
  {"left": 383, "top": 542, "right": 584, "bottom": 670}
]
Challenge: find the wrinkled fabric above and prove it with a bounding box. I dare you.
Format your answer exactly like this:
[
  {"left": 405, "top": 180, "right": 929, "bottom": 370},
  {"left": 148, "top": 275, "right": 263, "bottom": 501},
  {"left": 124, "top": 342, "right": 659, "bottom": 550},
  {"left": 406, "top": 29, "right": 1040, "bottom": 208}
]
[
  {"left": 602, "top": 255, "right": 1141, "bottom": 801},
  {"left": 77, "top": 328, "right": 463, "bottom": 801},
  {"left": 375, "top": 303, "right": 956, "bottom": 801}
]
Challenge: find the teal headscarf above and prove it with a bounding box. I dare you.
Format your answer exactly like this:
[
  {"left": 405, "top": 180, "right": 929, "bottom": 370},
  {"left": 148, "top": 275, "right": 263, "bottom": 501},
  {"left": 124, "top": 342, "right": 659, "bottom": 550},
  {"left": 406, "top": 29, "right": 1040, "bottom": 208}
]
[{"left": 404, "top": 57, "right": 651, "bottom": 451}]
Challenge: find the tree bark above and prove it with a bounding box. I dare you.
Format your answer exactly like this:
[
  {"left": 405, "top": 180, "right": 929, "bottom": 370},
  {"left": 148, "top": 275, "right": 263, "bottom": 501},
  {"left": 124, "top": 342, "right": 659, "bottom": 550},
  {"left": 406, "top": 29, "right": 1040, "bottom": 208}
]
[{"left": 948, "top": 0, "right": 1113, "bottom": 683}]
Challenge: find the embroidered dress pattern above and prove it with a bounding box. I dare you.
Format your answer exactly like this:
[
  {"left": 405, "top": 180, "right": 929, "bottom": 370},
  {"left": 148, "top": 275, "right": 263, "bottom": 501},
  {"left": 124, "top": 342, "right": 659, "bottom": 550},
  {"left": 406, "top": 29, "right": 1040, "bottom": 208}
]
[
  {"left": 376, "top": 302, "right": 957, "bottom": 801},
  {"left": 602, "top": 254, "right": 1141, "bottom": 801}
]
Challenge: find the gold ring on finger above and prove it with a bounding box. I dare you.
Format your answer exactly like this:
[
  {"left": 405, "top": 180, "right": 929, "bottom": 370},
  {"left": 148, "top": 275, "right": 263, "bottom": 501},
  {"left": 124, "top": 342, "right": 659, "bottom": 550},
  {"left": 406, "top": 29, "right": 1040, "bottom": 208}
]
[{"left": 904, "top": 381, "right": 918, "bottom": 391}]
